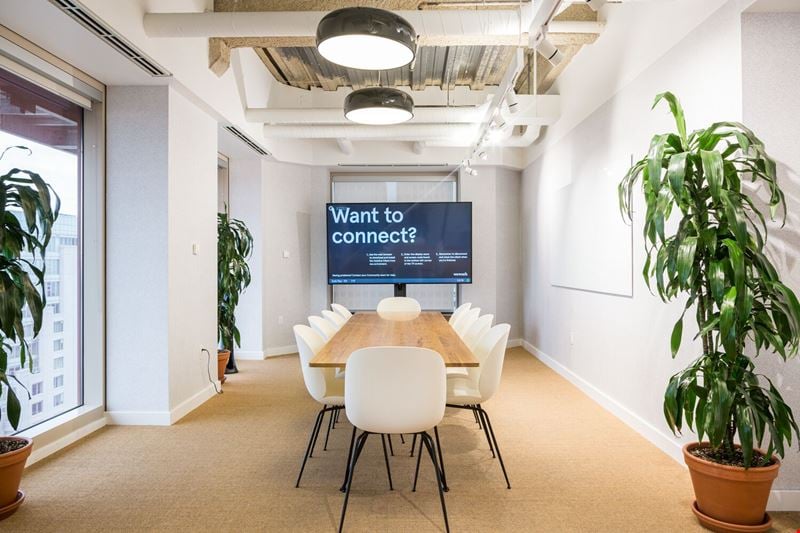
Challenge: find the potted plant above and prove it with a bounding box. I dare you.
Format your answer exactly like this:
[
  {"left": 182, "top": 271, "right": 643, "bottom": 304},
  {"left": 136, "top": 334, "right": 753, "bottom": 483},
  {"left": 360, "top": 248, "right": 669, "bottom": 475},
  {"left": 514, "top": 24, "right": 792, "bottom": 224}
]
[
  {"left": 0, "top": 146, "right": 60, "bottom": 519},
  {"left": 217, "top": 209, "right": 253, "bottom": 380},
  {"left": 619, "top": 93, "right": 800, "bottom": 531}
]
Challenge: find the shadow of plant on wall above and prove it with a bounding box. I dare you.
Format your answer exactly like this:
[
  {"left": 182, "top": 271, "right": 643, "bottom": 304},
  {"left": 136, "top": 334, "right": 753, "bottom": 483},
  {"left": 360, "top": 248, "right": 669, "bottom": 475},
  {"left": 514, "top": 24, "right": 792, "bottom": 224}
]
[{"left": 618, "top": 92, "right": 800, "bottom": 467}]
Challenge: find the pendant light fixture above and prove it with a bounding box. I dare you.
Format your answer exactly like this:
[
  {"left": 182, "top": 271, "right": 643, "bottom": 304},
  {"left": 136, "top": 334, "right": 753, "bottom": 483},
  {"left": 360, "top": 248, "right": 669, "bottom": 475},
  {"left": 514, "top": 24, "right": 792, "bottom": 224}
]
[
  {"left": 316, "top": 7, "right": 417, "bottom": 70},
  {"left": 344, "top": 87, "right": 414, "bottom": 125}
]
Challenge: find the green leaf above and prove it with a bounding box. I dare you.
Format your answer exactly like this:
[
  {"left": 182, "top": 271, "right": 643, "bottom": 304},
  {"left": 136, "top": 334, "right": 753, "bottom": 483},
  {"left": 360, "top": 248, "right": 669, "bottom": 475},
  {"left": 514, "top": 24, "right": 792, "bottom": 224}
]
[
  {"left": 671, "top": 316, "right": 683, "bottom": 358},
  {"left": 653, "top": 92, "right": 687, "bottom": 145},
  {"left": 700, "top": 149, "right": 724, "bottom": 201}
]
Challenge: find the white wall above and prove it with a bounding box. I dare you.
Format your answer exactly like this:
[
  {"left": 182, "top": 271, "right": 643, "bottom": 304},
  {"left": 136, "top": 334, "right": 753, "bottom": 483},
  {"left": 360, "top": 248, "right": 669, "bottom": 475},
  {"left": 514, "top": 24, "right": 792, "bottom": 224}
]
[
  {"left": 107, "top": 85, "right": 218, "bottom": 424},
  {"left": 495, "top": 167, "right": 523, "bottom": 339},
  {"left": 742, "top": 10, "right": 800, "bottom": 496},
  {"left": 521, "top": 0, "right": 744, "bottom": 474}
]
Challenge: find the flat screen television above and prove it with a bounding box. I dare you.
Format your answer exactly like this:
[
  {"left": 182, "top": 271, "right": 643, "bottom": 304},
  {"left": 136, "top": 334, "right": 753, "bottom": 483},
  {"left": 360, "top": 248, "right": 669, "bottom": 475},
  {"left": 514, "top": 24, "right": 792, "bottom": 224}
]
[{"left": 326, "top": 201, "right": 472, "bottom": 285}]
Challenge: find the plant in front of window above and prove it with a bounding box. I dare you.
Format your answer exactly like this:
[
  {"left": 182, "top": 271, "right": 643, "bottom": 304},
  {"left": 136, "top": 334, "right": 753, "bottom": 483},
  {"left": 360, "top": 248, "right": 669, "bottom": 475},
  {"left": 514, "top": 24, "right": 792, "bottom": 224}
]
[
  {"left": 217, "top": 209, "right": 253, "bottom": 381},
  {"left": 0, "top": 146, "right": 60, "bottom": 518},
  {"left": 619, "top": 93, "right": 800, "bottom": 530}
]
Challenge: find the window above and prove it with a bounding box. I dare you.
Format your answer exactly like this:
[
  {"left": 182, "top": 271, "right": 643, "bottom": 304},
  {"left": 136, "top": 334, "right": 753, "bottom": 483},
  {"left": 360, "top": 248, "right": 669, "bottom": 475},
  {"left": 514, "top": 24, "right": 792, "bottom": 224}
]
[
  {"left": 31, "top": 382, "right": 44, "bottom": 396},
  {"left": 53, "top": 375, "right": 64, "bottom": 388},
  {"left": 51, "top": 303, "right": 61, "bottom": 315},
  {"left": 31, "top": 401, "right": 43, "bottom": 416},
  {"left": 45, "top": 281, "right": 60, "bottom": 298},
  {"left": 54, "top": 321, "right": 64, "bottom": 333},
  {"left": 53, "top": 357, "right": 64, "bottom": 370},
  {"left": 53, "top": 394, "right": 64, "bottom": 407},
  {"left": 53, "top": 339, "right": 64, "bottom": 352},
  {"left": 45, "top": 258, "right": 60, "bottom": 274}
]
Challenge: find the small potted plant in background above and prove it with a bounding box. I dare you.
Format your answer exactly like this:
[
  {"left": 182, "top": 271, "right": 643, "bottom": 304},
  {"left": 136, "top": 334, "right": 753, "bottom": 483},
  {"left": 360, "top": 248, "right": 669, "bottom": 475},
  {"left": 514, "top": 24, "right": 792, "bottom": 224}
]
[
  {"left": 217, "top": 208, "right": 253, "bottom": 381},
  {"left": 620, "top": 93, "right": 800, "bottom": 532},
  {"left": 0, "top": 146, "right": 60, "bottom": 520}
]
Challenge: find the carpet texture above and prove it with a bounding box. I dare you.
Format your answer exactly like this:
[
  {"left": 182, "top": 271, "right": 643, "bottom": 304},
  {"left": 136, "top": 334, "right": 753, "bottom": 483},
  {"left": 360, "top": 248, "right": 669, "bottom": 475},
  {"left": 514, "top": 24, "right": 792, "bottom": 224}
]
[{"left": 5, "top": 348, "right": 800, "bottom": 532}]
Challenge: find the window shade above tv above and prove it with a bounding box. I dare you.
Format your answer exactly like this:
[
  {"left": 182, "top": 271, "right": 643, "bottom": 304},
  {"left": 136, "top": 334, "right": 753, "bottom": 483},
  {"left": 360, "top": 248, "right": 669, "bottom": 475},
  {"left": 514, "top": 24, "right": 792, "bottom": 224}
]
[{"left": 326, "top": 202, "right": 472, "bottom": 285}]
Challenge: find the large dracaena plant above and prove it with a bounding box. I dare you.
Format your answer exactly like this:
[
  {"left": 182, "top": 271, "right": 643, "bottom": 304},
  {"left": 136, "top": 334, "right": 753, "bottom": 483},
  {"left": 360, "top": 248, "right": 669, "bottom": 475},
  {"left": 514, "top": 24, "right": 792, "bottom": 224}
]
[
  {"left": 217, "top": 210, "right": 253, "bottom": 353},
  {"left": 619, "top": 93, "right": 800, "bottom": 467},
  {"left": 1, "top": 146, "right": 60, "bottom": 431}
]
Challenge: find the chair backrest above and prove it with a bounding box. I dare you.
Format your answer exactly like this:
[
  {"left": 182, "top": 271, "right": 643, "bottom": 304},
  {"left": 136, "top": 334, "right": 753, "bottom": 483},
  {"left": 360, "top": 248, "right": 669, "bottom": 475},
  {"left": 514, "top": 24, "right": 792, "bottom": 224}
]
[
  {"left": 309, "top": 315, "right": 337, "bottom": 340},
  {"left": 453, "top": 307, "right": 481, "bottom": 338},
  {"left": 376, "top": 297, "right": 421, "bottom": 321},
  {"left": 345, "top": 346, "right": 445, "bottom": 434},
  {"left": 293, "top": 325, "right": 328, "bottom": 402},
  {"left": 322, "top": 309, "right": 346, "bottom": 329},
  {"left": 448, "top": 302, "right": 472, "bottom": 325},
  {"left": 463, "top": 314, "right": 494, "bottom": 351},
  {"left": 476, "top": 324, "right": 511, "bottom": 402},
  {"left": 331, "top": 303, "right": 353, "bottom": 320}
]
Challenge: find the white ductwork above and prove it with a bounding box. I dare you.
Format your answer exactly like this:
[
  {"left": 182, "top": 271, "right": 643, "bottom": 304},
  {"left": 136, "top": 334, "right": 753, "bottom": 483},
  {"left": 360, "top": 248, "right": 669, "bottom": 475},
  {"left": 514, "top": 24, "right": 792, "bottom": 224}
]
[
  {"left": 264, "top": 124, "right": 478, "bottom": 141},
  {"left": 503, "top": 125, "right": 542, "bottom": 147},
  {"left": 144, "top": 10, "right": 528, "bottom": 41},
  {"left": 412, "top": 141, "right": 426, "bottom": 154},
  {"left": 336, "top": 139, "right": 353, "bottom": 154},
  {"left": 247, "top": 104, "right": 490, "bottom": 125}
]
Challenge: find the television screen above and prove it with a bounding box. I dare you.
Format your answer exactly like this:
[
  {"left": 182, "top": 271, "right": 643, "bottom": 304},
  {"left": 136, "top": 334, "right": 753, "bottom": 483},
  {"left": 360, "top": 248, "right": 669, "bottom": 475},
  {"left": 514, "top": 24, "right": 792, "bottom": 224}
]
[{"left": 326, "top": 202, "right": 472, "bottom": 285}]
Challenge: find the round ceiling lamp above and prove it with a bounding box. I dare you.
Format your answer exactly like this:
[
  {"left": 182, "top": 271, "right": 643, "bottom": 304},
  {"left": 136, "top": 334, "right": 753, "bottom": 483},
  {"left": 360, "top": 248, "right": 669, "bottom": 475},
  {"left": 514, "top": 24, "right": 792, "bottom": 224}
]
[
  {"left": 316, "top": 7, "right": 416, "bottom": 70},
  {"left": 344, "top": 88, "right": 414, "bottom": 125}
]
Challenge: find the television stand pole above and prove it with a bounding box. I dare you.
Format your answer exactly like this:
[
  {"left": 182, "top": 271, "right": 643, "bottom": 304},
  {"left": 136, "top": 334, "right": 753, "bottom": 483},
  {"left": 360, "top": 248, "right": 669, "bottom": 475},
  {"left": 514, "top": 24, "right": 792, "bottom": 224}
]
[{"left": 394, "top": 283, "right": 406, "bottom": 297}]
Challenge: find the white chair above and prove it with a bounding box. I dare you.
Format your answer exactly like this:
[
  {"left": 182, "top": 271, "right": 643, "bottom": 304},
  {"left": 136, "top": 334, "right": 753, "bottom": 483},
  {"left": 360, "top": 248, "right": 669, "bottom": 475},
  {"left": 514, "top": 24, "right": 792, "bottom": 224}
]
[
  {"left": 293, "top": 325, "right": 345, "bottom": 487},
  {"left": 448, "top": 302, "right": 471, "bottom": 326},
  {"left": 446, "top": 323, "right": 512, "bottom": 489},
  {"left": 376, "top": 297, "right": 421, "bottom": 321},
  {"left": 453, "top": 307, "right": 481, "bottom": 338},
  {"left": 322, "top": 309, "right": 347, "bottom": 329},
  {"left": 331, "top": 303, "right": 352, "bottom": 321},
  {"left": 446, "top": 314, "right": 494, "bottom": 380},
  {"left": 339, "top": 347, "right": 449, "bottom": 533},
  {"left": 309, "top": 315, "right": 337, "bottom": 341}
]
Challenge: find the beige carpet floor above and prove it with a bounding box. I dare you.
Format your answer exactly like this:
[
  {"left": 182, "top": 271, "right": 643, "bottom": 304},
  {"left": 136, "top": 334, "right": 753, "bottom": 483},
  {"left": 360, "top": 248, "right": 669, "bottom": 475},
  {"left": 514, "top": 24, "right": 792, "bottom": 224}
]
[{"left": 5, "top": 348, "right": 800, "bottom": 532}]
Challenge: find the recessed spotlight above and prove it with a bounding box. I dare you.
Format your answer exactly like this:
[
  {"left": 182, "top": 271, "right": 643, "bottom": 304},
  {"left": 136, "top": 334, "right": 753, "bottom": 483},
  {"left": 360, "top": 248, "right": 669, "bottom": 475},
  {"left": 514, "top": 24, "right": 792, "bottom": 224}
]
[{"left": 316, "top": 7, "right": 417, "bottom": 70}]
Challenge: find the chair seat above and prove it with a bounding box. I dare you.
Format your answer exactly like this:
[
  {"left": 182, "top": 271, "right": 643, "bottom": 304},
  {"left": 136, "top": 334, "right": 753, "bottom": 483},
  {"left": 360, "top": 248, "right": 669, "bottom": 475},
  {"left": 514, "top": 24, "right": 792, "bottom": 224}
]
[
  {"left": 446, "top": 378, "right": 481, "bottom": 405},
  {"left": 445, "top": 367, "right": 469, "bottom": 379},
  {"left": 321, "top": 395, "right": 345, "bottom": 407}
]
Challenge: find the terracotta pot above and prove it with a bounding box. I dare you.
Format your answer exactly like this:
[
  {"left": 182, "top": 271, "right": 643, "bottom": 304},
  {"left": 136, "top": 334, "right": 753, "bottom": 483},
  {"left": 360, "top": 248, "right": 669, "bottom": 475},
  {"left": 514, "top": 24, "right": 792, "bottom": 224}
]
[
  {"left": 217, "top": 350, "right": 231, "bottom": 384},
  {"left": 684, "top": 442, "right": 778, "bottom": 527},
  {"left": 0, "top": 437, "right": 32, "bottom": 519}
]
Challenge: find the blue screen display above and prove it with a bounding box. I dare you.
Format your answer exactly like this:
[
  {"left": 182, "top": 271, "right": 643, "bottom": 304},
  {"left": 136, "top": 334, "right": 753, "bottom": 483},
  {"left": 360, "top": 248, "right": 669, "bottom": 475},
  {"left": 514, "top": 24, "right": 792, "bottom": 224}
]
[{"left": 326, "top": 202, "right": 472, "bottom": 285}]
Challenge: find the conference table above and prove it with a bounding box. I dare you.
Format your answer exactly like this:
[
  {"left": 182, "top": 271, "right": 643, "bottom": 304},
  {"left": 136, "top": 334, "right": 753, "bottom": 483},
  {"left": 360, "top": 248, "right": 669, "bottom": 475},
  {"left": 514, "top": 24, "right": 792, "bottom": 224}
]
[{"left": 310, "top": 311, "right": 479, "bottom": 368}]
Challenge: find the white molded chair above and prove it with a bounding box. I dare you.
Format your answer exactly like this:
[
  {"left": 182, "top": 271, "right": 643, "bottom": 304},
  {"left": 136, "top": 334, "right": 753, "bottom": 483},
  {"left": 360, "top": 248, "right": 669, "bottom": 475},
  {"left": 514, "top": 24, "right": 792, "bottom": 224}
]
[
  {"left": 293, "top": 325, "right": 345, "bottom": 487},
  {"left": 446, "top": 314, "right": 494, "bottom": 380},
  {"left": 309, "top": 315, "right": 337, "bottom": 341},
  {"left": 376, "top": 297, "right": 421, "bottom": 321},
  {"left": 446, "top": 323, "right": 512, "bottom": 489},
  {"left": 331, "top": 303, "right": 353, "bottom": 321},
  {"left": 322, "top": 309, "right": 347, "bottom": 329},
  {"left": 453, "top": 307, "right": 481, "bottom": 338},
  {"left": 339, "top": 347, "right": 449, "bottom": 533},
  {"left": 448, "top": 302, "right": 472, "bottom": 326}
]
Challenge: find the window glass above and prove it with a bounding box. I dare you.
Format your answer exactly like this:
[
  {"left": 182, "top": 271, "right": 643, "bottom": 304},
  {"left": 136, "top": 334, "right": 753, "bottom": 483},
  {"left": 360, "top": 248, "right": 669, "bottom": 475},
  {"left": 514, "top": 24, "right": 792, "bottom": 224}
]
[{"left": 0, "top": 68, "right": 83, "bottom": 434}]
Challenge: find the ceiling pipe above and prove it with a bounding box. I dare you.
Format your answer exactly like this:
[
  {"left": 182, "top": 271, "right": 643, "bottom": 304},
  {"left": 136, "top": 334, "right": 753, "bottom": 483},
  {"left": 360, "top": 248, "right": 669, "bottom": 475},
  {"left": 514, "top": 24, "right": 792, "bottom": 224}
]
[
  {"left": 264, "top": 123, "right": 479, "bottom": 141},
  {"left": 336, "top": 139, "right": 354, "bottom": 154},
  {"left": 412, "top": 141, "right": 426, "bottom": 154},
  {"left": 503, "top": 125, "right": 542, "bottom": 147},
  {"left": 246, "top": 104, "right": 490, "bottom": 125},
  {"left": 143, "top": 10, "right": 529, "bottom": 42}
]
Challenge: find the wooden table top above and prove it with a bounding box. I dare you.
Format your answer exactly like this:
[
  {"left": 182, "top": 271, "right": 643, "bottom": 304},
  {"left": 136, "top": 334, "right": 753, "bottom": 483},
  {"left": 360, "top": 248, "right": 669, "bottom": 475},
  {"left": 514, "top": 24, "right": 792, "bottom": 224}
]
[{"left": 310, "top": 311, "right": 479, "bottom": 368}]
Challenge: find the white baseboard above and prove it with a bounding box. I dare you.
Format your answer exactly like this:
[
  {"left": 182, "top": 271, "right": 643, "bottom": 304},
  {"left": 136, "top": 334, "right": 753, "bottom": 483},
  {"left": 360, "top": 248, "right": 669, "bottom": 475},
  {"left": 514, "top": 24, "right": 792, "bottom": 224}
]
[
  {"left": 106, "top": 383, "right": 218, "bottom": 426},
  {"left": 507, "top": 338, "right": 522, "bottom": 348},
  {"left": 520, "top": 340, "right": 799, "bottom": 511},
  {"left": 266, "top": 344, "right": 298, "bottom": 357},
  {"left": 236, "top": 350, "right": 266, "bottom": 360},
  {"left": 26, "top": 416, "right": 107, "bottom": 467}
]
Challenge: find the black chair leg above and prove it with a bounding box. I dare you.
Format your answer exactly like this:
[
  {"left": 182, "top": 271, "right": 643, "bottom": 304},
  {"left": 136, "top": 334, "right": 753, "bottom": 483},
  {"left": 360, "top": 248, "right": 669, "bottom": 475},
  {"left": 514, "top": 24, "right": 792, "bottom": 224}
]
[
  {"left": 387, "top": 434, "right": 394, "bottom": 456},
  {"left": 309, "top": 405, "right": 328, "bottom": 458},
  {"left": 399, "top": 434, "right": 405, "bottom": 444},
  {"left": 380, "top": 434, "right": 394, "bottom": 490},
  {"left": 433, "top": 426, "right": 449, "bottom": 492},
  {"left": 477, "top": 406, "right": 496, "bottom": 458},
  {"left": 473, "top": 406, "right": 481, "bottom": 427},
  {"left": 412, "top": 433, "right": 424, "bottom": 491},
  {"left": 324, "top": 408, "right": 336, "bottom": 451},
  {"left": 339, "top": 431, "right": 369, "bottom": 533},
  {"left": 410, "top": 433, "right": 417, "bottom": 457},
  {"left": 296, "top": 408, "right": 325, "bottom": 487},
  {"left": 421, "top": 432, "right": 450, "bottom": 533},
  {"left": 340, "top": 426, "right": 357, "bottom": 492},
  {"left": 480, "top": 407, "right": 511, "bottom": 489}
]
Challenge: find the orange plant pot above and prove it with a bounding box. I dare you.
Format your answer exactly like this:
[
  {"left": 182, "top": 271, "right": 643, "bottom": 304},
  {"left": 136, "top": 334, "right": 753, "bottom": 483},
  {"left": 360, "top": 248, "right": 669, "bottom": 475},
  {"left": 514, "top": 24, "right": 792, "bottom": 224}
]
[
  {"left": 217, "top": 350, "right": 231, "bottom": 384},
  {"left": 684, "top": 442, "right": 778, "bottom": 528},
  {"left": 0, "top": 437, "right": 32, "bottom": 520}
]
